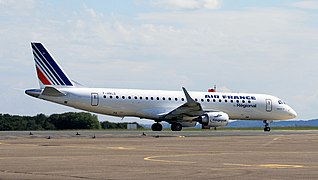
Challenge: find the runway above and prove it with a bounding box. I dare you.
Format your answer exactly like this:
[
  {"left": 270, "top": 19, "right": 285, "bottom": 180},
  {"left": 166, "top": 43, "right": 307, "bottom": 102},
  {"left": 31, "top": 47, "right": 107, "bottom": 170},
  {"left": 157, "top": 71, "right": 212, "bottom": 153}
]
[{"left": 0, "top": 130, "right": 318, "bottom": 179}]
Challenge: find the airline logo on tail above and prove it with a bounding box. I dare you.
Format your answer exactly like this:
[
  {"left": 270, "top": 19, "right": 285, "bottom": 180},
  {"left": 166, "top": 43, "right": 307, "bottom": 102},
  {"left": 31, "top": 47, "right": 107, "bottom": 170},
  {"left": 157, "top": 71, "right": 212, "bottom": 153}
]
[{"left": 31, "top": 42, "right": 73, "bottom": 87}]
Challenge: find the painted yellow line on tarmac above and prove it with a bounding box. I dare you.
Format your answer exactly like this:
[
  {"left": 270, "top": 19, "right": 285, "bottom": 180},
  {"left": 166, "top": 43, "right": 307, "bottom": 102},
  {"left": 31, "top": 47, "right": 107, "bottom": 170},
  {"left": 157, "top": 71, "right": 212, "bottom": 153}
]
[
  {"left": 144, "top": 155, "right": 195, "bottom": 164},
  {"left": 224, "top": 163, "right": 304, "bottom": 169},
  {"left": 144, "top": 153, "right": 213, "bottom": 164},
  {"left": 263, "top": 137, "right": 280, "bottom": 146},
  {"left": 260, "top": 164, "right": 304, "bottom": 168},
  {"left": 107, "top": 147, "right": 136, "bottom": 150}
]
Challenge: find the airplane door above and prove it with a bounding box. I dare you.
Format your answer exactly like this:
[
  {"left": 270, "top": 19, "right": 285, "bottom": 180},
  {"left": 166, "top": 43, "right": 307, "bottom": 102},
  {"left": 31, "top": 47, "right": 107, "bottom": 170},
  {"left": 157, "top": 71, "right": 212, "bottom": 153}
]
[
  {"left": 266, "top": 99, "right": 272, "bottom": 112},
  {"left": 91, "top": 93, "right": 99, "bottom": 106}
]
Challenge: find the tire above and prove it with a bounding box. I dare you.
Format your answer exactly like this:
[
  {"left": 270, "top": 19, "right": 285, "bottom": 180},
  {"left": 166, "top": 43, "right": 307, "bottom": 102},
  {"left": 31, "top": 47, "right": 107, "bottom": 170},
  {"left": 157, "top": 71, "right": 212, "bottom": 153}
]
[
  {"left": 171, "top": 123, "right": 182, "bottom": 131},
  {"left": 151, "top": 123, "right": 162, "bottom": 131}
]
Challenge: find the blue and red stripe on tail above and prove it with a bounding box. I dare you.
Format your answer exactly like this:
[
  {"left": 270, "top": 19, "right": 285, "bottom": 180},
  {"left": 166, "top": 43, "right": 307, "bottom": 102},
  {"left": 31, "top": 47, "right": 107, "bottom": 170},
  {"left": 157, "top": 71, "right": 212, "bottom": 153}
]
[{"left": 31, "top": 42, "right": 73, "bottom": 88}]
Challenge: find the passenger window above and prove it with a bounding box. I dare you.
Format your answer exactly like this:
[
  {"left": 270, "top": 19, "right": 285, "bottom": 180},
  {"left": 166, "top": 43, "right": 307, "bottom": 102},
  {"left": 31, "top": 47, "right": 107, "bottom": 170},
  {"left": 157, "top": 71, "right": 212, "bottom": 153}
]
[
  {"left": 140, "top": 97, "right": 142, "bottom": 100},
  {"left": 225, "top": 100, "right": 228, "bottom": 103},
  {"left": 146, "top": 97, "right": 148, "bottom": 100},
  {"left": 116, "top": 96, "right": 119, "bottom": 99},
  {"left": 110, "top": 96, "right": 113, "bottom": 99},
  {"left": 157, "top": 97, "right": 160, "bottom": 100},
  {"left": 213, "top": 99, "right": 216, "bottom": 102},
  {"left": 207, "top": 99, "right": 210, "bottom": 102},
  {"left": 163, "top": 97, "right": 165, "bottom": 100},
  {"left": 151, "top": 97, "right": 154, "bottom": 100},
  {"left": 201, "top": 99, "right": 204, "bottom": 102},
  {"left": 103, "top": 95, "right": 106, "bottom": 98},
  {"left": 181, "top": 98, "right": 184, "bottom": 101},
  {"left": 134, "top": 96, "right": 137, "bottom": 99},
  {"left": 195, "top": 98, "right": 198, "bottom": 102},
  {"left": 219, "top": 99, "right": 222, "bottom": 102},
  {"left": 168, "top": 97, "right": 172, "bottom": 101},
  {"left": 236, "top": 100, "right": 239, "bottom": 103},
  {"left": 128, "top": 96, "right": 131, "bottom": 99},
  {"left": 122, "top": 96, "right": 125, "bottom": 99},
  {"left": 242, "top": 100, "right": 245, "bottom": 103},
  {"left": 175, "top": 98, "right": 178, "bottom": 101},
  {"left": 231, "top": 100, "right": 233, "bottom": 103}
]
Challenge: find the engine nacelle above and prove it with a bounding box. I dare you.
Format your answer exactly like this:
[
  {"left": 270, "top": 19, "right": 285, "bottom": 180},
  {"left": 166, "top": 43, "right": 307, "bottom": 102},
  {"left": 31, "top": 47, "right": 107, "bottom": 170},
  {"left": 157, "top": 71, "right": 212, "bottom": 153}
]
[{"left": 199, "top": 112, "right": 229, "bottom": 128}]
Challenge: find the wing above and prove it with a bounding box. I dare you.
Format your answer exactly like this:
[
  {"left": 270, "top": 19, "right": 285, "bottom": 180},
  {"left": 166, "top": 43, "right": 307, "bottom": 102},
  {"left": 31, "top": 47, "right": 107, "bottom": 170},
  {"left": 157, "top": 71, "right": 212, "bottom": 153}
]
[{"left": 160, "top": 87, "right": 207, "bottom": 120}]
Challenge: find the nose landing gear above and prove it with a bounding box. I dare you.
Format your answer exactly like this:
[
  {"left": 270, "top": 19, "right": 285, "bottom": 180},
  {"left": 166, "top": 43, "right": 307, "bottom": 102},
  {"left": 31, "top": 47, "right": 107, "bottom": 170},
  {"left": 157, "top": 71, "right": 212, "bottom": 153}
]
[{"left": 263, "top": 120, "right": 271, "bottom": 132}]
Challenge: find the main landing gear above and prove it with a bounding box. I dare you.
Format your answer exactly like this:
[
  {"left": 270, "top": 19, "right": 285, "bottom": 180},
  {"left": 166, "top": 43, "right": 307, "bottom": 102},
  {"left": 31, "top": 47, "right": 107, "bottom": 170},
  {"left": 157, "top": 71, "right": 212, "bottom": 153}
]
[
  {"left": 263, "top": 120, "right": 271, "bottom": 132},
  {"left": 151, "top": 122, "right": 183, "bottom": 131},
  {"left": 171, "top": 123, "right": 182, "bottom": 131},
  {"left": 151, "top": 122, "right": 162, "bottom": 131}
]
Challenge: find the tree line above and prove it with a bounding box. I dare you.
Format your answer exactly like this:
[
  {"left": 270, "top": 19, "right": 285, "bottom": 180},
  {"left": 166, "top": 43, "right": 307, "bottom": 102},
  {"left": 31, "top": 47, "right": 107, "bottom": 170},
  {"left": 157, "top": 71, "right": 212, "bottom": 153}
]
[{"left": 0, "top": 112, "right": 143, "bottom": 131}]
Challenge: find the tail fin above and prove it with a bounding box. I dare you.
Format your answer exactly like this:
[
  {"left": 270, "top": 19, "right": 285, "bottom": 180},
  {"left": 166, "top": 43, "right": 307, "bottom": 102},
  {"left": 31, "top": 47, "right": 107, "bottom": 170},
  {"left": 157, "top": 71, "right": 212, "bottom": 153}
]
[{"left": 31, "top": 42, "right": 73, "bottom": 88}]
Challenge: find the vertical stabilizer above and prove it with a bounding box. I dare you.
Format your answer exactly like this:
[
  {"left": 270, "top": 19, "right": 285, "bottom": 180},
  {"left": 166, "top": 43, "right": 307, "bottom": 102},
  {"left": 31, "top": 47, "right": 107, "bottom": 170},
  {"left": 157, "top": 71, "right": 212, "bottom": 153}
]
[{"left": 31, "top": 42, "right": 73, "bottom": 88}]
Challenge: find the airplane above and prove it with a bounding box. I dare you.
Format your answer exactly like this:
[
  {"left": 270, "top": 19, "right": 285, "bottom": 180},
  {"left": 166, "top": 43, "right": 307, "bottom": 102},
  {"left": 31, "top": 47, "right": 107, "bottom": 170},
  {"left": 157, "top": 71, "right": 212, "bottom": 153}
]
[{"left": 25, "top": 42, "right": 297, "bottom": 132}]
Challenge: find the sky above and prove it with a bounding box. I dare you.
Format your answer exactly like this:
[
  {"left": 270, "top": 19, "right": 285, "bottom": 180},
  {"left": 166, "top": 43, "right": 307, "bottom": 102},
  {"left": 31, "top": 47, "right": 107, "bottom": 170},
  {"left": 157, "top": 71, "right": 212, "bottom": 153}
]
[{"left": 1, "top": 0, "right": 318, "bottom": 123}]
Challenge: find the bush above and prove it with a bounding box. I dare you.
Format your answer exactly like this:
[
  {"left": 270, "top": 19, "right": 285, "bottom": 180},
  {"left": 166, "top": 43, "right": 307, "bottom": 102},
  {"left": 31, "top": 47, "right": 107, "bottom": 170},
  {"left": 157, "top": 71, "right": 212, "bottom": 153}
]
[
  {"left": 48, "top": 112, "right": 100, "bottom": 130},
  {"left": 100, "top": 121, "right": 144, "bottom": 129},
  {"left": 0, "top": 112, "right": 100, "bottom": 130},
  {"left": 0, "top": 113, "right": 144, "bottom": 130}
]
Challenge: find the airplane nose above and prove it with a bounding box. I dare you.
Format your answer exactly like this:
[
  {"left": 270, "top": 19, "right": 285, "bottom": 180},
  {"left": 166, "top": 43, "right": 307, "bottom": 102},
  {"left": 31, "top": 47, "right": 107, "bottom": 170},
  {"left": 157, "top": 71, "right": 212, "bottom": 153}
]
[{"left": 289, "top": 108, "right": 297, "bottom": 118}]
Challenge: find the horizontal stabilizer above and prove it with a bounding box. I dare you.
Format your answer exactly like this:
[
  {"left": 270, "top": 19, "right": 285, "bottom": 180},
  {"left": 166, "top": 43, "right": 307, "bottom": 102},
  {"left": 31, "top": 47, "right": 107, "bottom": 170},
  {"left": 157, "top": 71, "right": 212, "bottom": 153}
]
[{"left": 41, "top": 86, "right": 66, "bottom": 97}]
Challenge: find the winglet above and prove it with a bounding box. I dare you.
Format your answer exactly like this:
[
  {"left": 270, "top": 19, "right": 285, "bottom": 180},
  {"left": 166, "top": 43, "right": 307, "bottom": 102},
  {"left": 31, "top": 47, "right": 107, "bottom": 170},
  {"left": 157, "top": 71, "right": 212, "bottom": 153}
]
[{"left": 182, "top": 87, "right": 196, "bottom": 103}]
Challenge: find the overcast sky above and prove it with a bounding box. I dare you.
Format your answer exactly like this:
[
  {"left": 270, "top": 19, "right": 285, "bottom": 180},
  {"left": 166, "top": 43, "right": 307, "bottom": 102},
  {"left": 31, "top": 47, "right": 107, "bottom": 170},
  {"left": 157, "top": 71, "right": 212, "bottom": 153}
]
[{"left": 1, "top": 0, "right": 318, "bottom": 122}]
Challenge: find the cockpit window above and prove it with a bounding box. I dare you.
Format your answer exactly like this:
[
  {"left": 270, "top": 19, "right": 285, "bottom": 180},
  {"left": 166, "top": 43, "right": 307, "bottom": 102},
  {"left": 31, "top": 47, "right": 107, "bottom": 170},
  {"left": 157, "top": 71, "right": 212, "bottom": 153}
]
[{"left": 278, "top": 100, "right": 285, "bottom": 104}]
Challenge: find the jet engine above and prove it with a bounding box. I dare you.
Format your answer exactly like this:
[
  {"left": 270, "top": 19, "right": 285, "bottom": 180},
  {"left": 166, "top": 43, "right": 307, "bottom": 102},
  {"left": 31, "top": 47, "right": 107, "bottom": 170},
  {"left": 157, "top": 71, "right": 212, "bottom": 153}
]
[{"left": 198, "top": 112, "right": 229, "bottom": 129}]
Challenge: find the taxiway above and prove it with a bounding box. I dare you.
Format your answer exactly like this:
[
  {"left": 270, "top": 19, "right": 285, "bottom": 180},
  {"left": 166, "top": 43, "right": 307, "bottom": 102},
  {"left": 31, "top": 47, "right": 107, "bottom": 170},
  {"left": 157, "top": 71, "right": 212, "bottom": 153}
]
[{"left": 0, "top": 130, "right": 317, "bottom": 179}]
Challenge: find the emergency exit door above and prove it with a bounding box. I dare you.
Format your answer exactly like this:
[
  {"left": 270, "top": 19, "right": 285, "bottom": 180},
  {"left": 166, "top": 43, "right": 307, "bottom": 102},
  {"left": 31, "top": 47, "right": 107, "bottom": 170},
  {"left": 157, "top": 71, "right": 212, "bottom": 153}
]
[{"left": 91, "top": 93, "right": 99, "bottom": 106}]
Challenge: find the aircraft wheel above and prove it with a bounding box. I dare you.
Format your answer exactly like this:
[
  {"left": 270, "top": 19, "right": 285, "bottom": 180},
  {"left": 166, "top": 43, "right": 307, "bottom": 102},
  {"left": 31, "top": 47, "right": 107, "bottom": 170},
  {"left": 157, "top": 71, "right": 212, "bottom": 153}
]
[
  {"left": 264, "top": 127, "right": 271, "bottom": 132},
  {"left": 151, "top": 123, "right": 162, "bottom": 131},
  {"left": 171, "top": 123, "right": 182, "bottom": 131},
  {"left": 263, "top": 120, "right": 271, "bottom": 132}
]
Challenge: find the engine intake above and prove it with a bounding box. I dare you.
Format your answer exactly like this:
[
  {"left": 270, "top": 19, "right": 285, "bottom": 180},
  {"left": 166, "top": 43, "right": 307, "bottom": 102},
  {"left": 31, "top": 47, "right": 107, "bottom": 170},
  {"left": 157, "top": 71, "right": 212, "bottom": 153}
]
[{"left": 199, "top": 112, "right": 229, "bottom": 128}]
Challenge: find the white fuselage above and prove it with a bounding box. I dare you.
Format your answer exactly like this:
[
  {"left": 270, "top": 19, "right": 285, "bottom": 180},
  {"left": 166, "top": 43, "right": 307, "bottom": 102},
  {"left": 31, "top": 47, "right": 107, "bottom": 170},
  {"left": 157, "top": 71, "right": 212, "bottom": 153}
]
[
  {"left": 27, "top": 42, "right": 297, "bottom": 131},
  {"left": 39, "top": 88, "right": 297, "bottom": 121}
]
